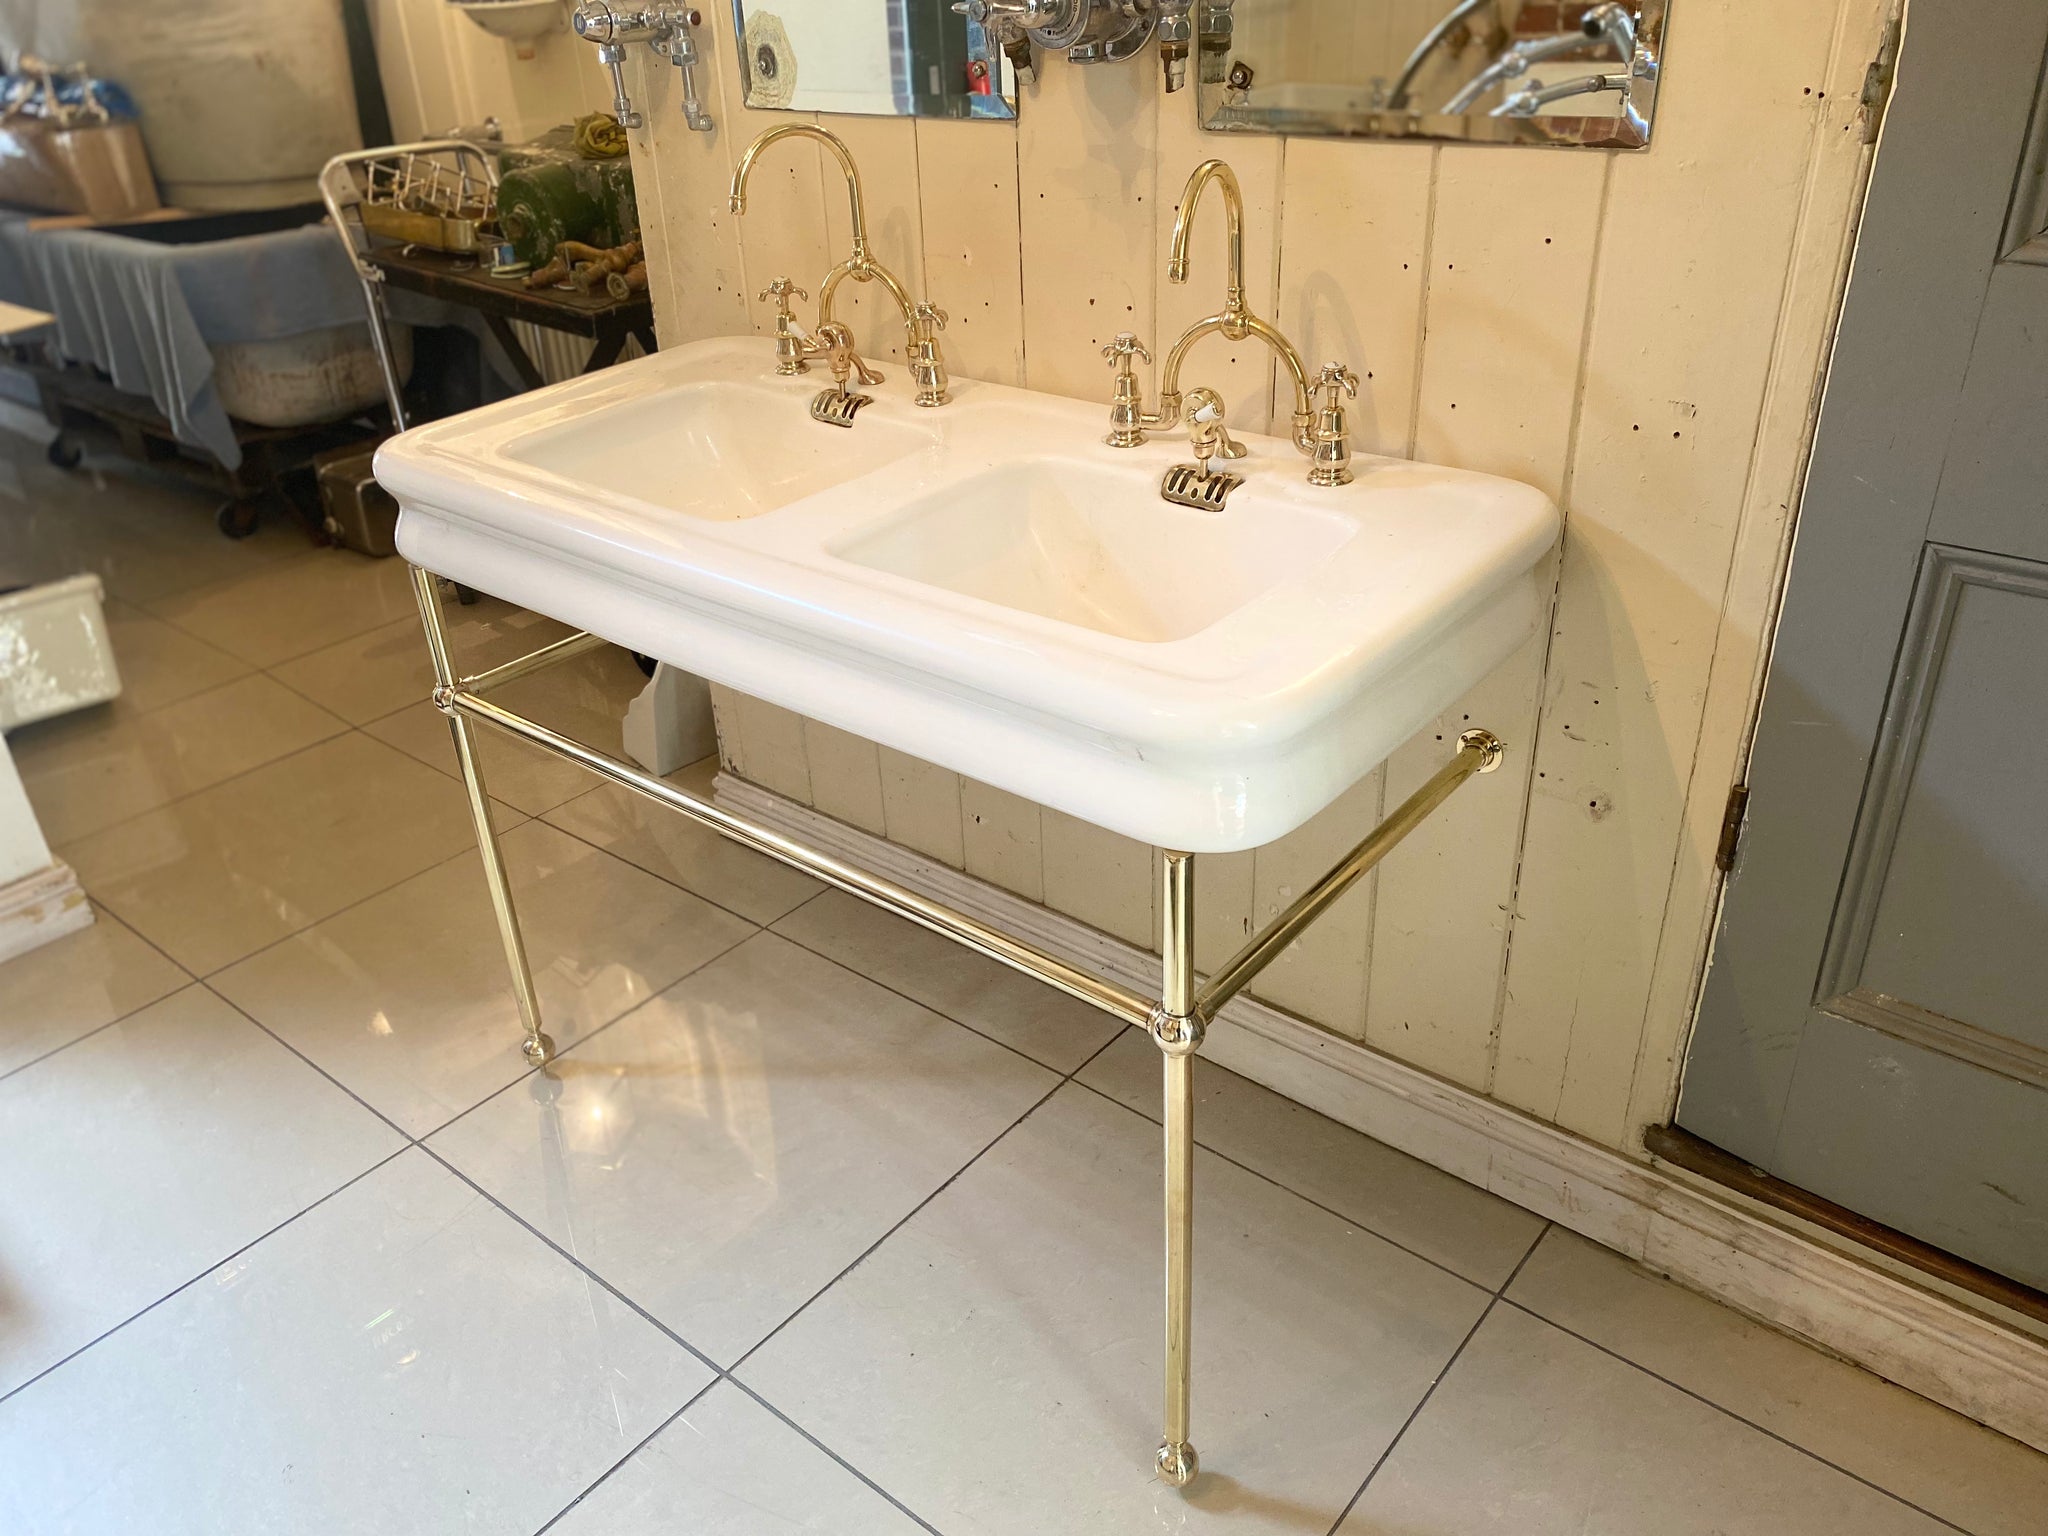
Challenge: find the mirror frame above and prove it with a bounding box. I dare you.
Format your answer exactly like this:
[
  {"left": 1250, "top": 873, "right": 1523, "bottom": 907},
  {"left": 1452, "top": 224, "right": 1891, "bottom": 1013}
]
[{"left": 1198, "top": 0, "right": 1668, "bottom": 150}]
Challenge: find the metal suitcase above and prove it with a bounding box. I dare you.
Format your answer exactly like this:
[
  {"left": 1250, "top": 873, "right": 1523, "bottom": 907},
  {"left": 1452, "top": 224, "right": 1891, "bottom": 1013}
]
[{"left": 314, "top": 445, "right": 399, "bottom": 557}]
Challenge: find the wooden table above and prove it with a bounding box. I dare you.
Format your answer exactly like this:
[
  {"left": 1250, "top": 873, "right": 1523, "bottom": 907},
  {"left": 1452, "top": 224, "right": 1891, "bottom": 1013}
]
[{"left": 368, "top": 244, "right": 657, "bottom": 390}]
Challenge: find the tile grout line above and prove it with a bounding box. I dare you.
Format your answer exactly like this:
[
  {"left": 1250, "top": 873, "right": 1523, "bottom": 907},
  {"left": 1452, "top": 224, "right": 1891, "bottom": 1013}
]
[
  {"left": 418, "top": 1143, "right": 954, "bottom": 1536},
  {"left": 1067, "top": 1070, "right": 1516, "bottom": 1298},
  {"left": 526, "top": 1380, "right": 723, "bottom": 1536},
  {"left": 725, "top": 1022, "right": 1130, "bottom": 1379},
  {"left": 1319, "top": 1221, "right": 1553, "bottom": 1536},
  {"left": 1496, "top": 1297, "right": 1981, "bottom": 1536},
  {"left": 0, "top": 1145, "right": 414, "bottom": 1411},
  {"left": 0, "top": 909, "right": 196, "bottom": 1085}
]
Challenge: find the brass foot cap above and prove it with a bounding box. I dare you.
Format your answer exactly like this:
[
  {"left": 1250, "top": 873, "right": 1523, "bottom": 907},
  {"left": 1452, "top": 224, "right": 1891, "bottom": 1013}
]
[
  {"left": 523, "top": 1032, "right": 556, "bottom": 1065},
  {"left": 1156, "top": 1440, "right": 1200, "bottom": 1488}
]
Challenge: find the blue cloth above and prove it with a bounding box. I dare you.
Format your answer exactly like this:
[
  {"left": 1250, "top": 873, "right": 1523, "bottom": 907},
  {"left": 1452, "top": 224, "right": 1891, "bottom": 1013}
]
[{"left": 0, "top": 214, "right": 365, "bottom": 469}]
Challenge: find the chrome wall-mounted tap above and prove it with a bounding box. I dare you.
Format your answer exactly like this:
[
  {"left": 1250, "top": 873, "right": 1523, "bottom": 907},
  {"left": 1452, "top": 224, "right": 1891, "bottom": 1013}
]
[
  {"left": 572, "top": 3, "right": 714, "bottom": 131},
  {"left": 953, "top": 0, "right": 1191, "bottom": 93},
  {"left": 1441, "top": 1, "right": 1636, "bottom": 114},
  {"left": 729, "top": 125, "right": 954, "bottom": 413},
  {"left": 1105, "top": 159, "right": 1329, "bottom": 468}
]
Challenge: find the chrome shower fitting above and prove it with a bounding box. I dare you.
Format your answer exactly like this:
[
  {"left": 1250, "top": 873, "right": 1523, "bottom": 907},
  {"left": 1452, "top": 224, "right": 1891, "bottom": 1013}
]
[
  {"left": 952, "top": 0, "right": 1176, "bottom": 88},
  {"left": 1441, "top": 1, "right": 1636, "bottom": 114},
  {"left": 571, "top": 3, "right": 714, "bottom": 132}
]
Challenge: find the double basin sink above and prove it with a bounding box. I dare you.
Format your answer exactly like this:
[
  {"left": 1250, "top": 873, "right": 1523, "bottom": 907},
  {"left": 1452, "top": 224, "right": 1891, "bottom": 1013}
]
[{"left": 376, "top": 337, "right": 1559, "bottom": 853}]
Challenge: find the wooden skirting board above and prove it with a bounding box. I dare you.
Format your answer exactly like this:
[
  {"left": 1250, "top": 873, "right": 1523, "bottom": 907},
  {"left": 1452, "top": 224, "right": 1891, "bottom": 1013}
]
[
  {"left": 0, "top": 860, "right": 91, "bottom": 966},
  {"left": 717, "top": 772, "right": 2048, "bottom": 1454}
]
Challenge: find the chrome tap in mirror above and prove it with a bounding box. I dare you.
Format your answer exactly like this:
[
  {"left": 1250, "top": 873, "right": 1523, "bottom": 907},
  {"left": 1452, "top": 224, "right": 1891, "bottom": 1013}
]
[
  {"left": 1196, "top": 0, "right": 1668, "bottom": 149},
  {"left": 573, "top": 3, "right": 714, "bottom": 131},
  {"left": 729, "top": 125, "right": 955, "bottom": 415}
]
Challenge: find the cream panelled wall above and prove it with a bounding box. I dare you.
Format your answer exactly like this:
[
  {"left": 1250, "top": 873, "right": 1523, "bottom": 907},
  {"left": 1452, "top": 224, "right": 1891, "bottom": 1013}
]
[
  {"left": 369, "top": 0, "right": 615, "bottom": 144},
  {"left": 618, "top": 0, "right": 1892, "bottom": 1157}
]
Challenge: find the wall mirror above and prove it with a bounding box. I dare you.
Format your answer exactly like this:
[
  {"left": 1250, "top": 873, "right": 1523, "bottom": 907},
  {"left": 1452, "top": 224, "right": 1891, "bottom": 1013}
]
[
  {"left": 731, "top": 1, "right": 1020, "bottom": 120},
  {"left": 1198, "top": 0, "right": 1666, "bottom": 149}
]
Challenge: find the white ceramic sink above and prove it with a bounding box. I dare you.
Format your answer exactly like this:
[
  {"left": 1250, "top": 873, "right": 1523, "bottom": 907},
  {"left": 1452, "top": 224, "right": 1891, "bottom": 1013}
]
[
  {"left": 832, "top": 460, "right": 1360, "bottom": 644},
  {"left": 377, "top": 337, "right": 1559, "bottom": 852}
]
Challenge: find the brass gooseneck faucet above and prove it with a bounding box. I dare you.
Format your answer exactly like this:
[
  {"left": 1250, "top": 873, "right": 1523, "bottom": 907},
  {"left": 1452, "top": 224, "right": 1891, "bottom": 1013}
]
[
  {"left": 1107, "top": 159, "right": 1321, "bottom": 460},
  {"left": 728, "top": 124, "right": 950, "bottom": 408}
]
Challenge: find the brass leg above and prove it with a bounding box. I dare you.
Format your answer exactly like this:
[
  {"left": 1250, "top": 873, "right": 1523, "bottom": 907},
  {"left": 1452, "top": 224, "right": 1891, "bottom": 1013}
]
[
  {"left": 1153, "top": 850, "right": 1201, "bottom": 1488},
  {"left": 410, "top": 565, "right": 553, "bottom": 1064}
]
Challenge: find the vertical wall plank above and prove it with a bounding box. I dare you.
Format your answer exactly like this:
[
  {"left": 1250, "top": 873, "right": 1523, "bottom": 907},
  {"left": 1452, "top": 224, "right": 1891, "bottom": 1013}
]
[
  {"left": 962, "top": 780, "right": 1043, "bottom": 902},
  {"left": 1248, "top": 772, "right": 1384, "bottom": 1038},
  {"left": 730, "top": 696, "right": 812, "bottom": 805},
  {"left": 1276, "top": 139, "right": 1435, "bottom": 457},
  {"left": 1365, "top": 627, "right": 1548, "bottom": 1091},
  {"left": 804, "top": 721, "right": 887, "bottom": 835},
  {"left": 1041, "top": 810, "right": 1154, "bottom": 949},
  {"left": 1016, "top": 54, "right": 1160, "bottom": 401},
  {"left": 915, "top": 118, "right": 1027, "bottom": 386},
  {"left": 634, "top": 5, "right": 751, "bottom": 344},
  {"left": 879, "top": 747, "right": 967, "bottom": 869},
  {"left": 1494, "top": 0, "right": 1856, "bottom": 1146},
  {"left": 1413, "top": 147, "right": 1608, "bottom": 499},
  {"left": 1193, "top": 849, "right": 1256, "bottom": 972}
]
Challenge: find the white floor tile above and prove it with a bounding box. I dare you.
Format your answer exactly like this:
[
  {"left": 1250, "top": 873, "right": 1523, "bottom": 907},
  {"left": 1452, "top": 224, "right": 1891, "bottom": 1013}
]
[
  {"left": 739, "top": 1082, "right": 1490, "bottom": 1536},
  {"left": 0, "top": 986, "right": 404, "bottom": 1395},
  {"left": 213, "top": 820, "right": 755, "bottom": 1137},
  {"left": 1508, "top": 1229, "right": 2048, "bottom": 1536},
  {"left": 11, "top": 673, "right": 348, "bottom": 844},
  {"left": 1340, "top": 1303, "right": 1953, "bottom": 1535},
  {"left": 0, "top": 906, "right": 186, "bottom": 1076},
  {"left": 550, "top": 1382, "right": 928, "bottom": 1536},
  {"left": 0, "top": 1150, "right": 713, "bottom": 1536},
  {"left": 773, "top": 889, "right": 1124, "bottom": 1072},
  {"left": 432, "top": 932, "right": 1059, "bottom": 1365},
  {"left": 61, "top": 732, "right": 502, "bottom": 975},
  {"left": 1080, "top": 1028, "right": 1545, "bottom": 1287},
  {"left": 546, "top": 782, "right": 825, "bottom": 926}
]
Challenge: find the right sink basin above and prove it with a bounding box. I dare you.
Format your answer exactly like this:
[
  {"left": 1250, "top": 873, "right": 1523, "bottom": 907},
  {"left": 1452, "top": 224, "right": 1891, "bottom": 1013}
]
[{"left": 829, "top": 458, "right": 1361, "bottom": 644}]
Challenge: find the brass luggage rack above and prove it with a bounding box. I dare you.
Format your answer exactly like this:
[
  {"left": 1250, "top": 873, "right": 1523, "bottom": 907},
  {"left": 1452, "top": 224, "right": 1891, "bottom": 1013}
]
[{"left": 410, "top": 564, "right": 1504, "bottom": 1490}]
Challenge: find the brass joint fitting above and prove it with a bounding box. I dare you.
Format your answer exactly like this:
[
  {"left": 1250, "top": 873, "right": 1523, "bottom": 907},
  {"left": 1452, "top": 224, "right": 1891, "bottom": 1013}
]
[
  {"left": 1459, "top": 728, "right": 1506, "bottom": 772},
  {"left": 1149, "top": 1004, "right": 1205, "bottom": 1058},
  {"left": 432, "top": 684, "right": 457, "bottom": 714}
]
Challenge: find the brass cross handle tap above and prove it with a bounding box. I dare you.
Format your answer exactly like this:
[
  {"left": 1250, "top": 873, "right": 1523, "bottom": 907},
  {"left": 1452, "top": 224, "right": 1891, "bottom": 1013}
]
[
  {"left": 913, "top": 300, "right": 949, "bottom": 336},
  {"left": 1309, "top": 361, "right": 1360, "bottom": 487},
  {"left": 761, "top": 277, "right": 813, "bottom": 375},
  {"left": 1104, "top": 332, "right": 1154, "bottom": 447}
]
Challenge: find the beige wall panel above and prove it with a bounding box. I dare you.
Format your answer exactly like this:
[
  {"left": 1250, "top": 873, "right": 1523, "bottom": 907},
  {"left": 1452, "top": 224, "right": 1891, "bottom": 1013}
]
[
  {"left": 878, "top": 747, "right": 967, "bottom": 869},
  {"left": 1414, "top": 146, "right": 1607, "bottom": 498},
  {"left": 1277, "top": 140, "right": 1435, "bottom": 458},
  {"left": 961, "top": 779, "right": 1044, "bottom": 902},
  {"left": 1154, "top": 104, "right": 1284, "bottom": 434},
  {"left": 1041, "top": 809, "right": 1154, "bottom": 949},
  {"left": 1493, "top": 2, "right": 1858, "bottom": 1145},
  {"left": 709, "top": 684, "right": 748, "bottom": 776},
  {"left": 817, "top": 116, "right": 928, "bottom": 364},
  {"left": 803, "top": 721, "right": 887, "bottom": 835},
  {"left": 1248, "top": 769, "right": 1383, "bottom": 1037},
  {"left": 729, "top": 696, "right": 812, "bottom": 805},
  {"left": 635, "top": 12, "right": 751, "bottom": 344},
  {"left": 1365, "top": 625, "right": 1549, "bottom": 1091},
  {"left": 1193, "top": 848, "right": 1255, "bottom": 972},
  {"left": 914, "top": 118, "right": 1028, "bottom": 387},
  {"left": 1016, "top": 56, "right": 1161, "bottom": 401}
]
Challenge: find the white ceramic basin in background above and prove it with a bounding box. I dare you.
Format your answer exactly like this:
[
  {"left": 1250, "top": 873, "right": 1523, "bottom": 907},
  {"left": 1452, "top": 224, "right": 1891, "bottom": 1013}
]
[{"left": 377, "top": 337, "right": 1560, "bottom": 853}]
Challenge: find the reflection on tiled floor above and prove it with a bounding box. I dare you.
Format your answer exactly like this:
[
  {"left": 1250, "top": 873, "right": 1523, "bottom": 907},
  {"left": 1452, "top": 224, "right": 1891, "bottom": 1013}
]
[{"left": 4, "top": 428, "right": 2046, "bottom": 1533}]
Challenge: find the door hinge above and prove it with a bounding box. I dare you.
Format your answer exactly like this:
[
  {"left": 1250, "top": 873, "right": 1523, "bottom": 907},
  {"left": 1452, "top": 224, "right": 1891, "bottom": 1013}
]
[
  {"left": 1860, "top": 12, "right": 1901, "bottom": 145},
  {"left": 1715, "top": 784, "right": 1751, "bottom": 874}
]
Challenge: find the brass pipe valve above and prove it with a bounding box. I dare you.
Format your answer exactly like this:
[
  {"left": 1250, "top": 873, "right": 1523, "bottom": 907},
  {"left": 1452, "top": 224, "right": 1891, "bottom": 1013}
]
[
  {"left": 910, "top": 301, "right": 951, "bottom": 407},
  {"left": 1103, "top": 332, "right": 1153, "bottom": 447}
]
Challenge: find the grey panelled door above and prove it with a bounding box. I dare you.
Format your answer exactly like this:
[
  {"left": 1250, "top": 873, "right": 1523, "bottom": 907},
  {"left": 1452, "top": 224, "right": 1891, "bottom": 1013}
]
[{"left": 1678, "top": 0, "right": 2048, "bottom": 1290}]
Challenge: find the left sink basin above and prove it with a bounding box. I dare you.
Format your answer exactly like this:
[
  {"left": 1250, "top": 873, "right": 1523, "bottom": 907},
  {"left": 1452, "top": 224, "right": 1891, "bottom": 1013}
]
[{"left": 502, "top": 377, "right": 942, "bottom": 522}]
